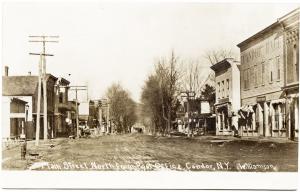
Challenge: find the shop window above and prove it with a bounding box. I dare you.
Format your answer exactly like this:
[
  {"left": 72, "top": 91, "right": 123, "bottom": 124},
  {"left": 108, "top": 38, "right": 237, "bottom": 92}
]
[
  {"left": 220, "top": 114, "right": 223, "bottom": 130},
  {"left": 275, "top": 112, "right": 279, "bottom": 130},
  {"left": 273, "top": 104, "right": 284, "bottom": 130},
  {"left": 224, "top": 115, "right": 228, "bottom": 130},
  {"left": 59, "top": 92, "right": 63, "bottom": 103},
  {"left": 255, "top": 106, "right": 260, "bottom": 130}
]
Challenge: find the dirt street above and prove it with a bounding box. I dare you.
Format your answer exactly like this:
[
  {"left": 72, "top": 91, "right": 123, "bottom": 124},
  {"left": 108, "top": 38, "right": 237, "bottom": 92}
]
[{"left": 2, "top": 134, "right": 298, "bottom": 171}]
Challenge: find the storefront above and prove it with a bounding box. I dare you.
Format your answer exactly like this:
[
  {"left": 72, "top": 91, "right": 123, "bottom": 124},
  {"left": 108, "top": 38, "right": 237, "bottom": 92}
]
[
  {"left": 238, "top": 105, "right": 255, "bottom": 136},
  {"left": 216, "top": 102, "right": 236, "bottom": 136},
  {"left": 238, "top": 99, "right": 288, "bottom": 138},
  {"left": 284, "top": 86, "right": 299, "bottom": 140}
]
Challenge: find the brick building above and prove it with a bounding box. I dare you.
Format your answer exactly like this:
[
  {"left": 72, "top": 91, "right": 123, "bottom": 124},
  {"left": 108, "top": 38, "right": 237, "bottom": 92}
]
[
  {"left": 237, "top": 8, "right": 299, "bottom": 139},
  {"left": 210, "top": 58, "right": 240, "bottom": 135},
  {"left": 54, "top": 77, "right": 74, "bottom": 137},
  {"left": 280, "top": 9, "right": 299, "bottom": 140}
]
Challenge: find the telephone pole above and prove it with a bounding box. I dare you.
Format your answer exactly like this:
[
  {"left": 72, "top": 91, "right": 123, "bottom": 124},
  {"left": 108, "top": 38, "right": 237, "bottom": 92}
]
[
  {"left": 107, "top": 102, "right": 110, "bottom": 134},
  {"left": 181, "top": 90, "right": 195, "bottom": 137},
  {"left": 100, "top": 99, "right": 110, "bottom": 134},
  {"left": 69, "top": 86, "right": 88, "bottom": 138},
  {"left": 99, "top": 102, "right": 102, "bottom": 133},
  {"left": 29, "top": 35, "right": 59, "bottom": 145},
  {"left": 92, "top": 99, "right": 103, "bottom": 135}
]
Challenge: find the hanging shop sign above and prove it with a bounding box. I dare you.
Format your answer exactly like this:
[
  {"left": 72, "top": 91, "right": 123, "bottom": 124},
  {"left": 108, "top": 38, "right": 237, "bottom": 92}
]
[{"left": 256, "top": 96, "right": 266, "bottom": 103}]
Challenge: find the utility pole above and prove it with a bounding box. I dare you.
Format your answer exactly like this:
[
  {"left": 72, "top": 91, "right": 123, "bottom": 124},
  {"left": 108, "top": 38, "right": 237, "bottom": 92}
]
[
  {"left": 29, "top": 35, "right": 58, "bottom": 145},
  {"left": 107, "top": 102, "right": 110, "bottom": 134},
  {"left": 100, "top": 99, "right": 110, "bottom": 134},
  {"left": 181, "top": 90, "right": 195, "bottom": 137},
  {"left": 69, "top": 86, "right": 88, "bottom": 138},
  {"left": 94, "top": 100, "right": 103, "bottom": 135},
  {"left": 168, "top": 52, "right": 174, "bottom": 136},
  {"left": 90, "top": 99, "right": 102, "bottom": 135},
  {"left": 98, "top": 102, "right": 102, "bottom": 134},
  {"left": 36, "top": 54, "right": 42, "bottom": 146}
]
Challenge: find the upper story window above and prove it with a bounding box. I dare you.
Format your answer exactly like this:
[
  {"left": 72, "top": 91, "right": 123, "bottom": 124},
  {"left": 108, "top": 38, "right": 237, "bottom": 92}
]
[
  {"left": 244, "top": 68, "right": 250, "bottom": 90},
  {"left": 293, "top": 44, "right": 299, "bottom": 81},
  {"left": 217, "top": 82, "right": 220, "bottom": 99},
  {"left": 248, "top": 68, "right": 251, "bottom": 89},
  {"left": 276, "top": 56, "right": 280, "bottom": 81},
  {"left": 269, "top": 59, "right": 273, "bottom": 83},
  {"left": 244, "top": 70, "right": 247, "bottom": 90},
  {"left": 261, "top": 62, "right": 265, "bottom": 85},
  {"left": 226, "top": 79, "right": 229, "bottom": 97},
  {"left": 254, "top": 65, "right": 258, "bottom": 87},
  {"left": 222, "top": 81, "right": 225, "bottom": 98},
  {"left": 275, "top": 38, "right": 279, "bottom": 49}
]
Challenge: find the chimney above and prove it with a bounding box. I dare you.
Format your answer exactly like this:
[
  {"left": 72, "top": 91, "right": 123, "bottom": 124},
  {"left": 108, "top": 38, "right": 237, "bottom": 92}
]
[
  {"left": 28, "top": 71, "right": 31, "bottom": 76},
  {"left": 4, "top": 66, "right": 8, "bottom": 76}
]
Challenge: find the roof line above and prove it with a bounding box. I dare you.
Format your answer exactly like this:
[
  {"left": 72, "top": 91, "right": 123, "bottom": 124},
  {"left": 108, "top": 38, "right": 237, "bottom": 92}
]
[
  {"left": 210, "top": 58, "right": 236, "bottom": 71},
  {"left": 237, "top": 8, "right": 300, "bottom": 48},
  {"left": 237, "top": 21, "right": 279, "bottom": 48}
]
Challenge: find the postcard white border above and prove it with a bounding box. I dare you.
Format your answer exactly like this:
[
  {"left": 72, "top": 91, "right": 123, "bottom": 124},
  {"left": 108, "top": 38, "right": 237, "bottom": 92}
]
[
  {"left": 0, "top": 171, "right": 298, "bottom": 189},
  {"left": 1, "top": 0, "right": 299, "bottom": 190}
]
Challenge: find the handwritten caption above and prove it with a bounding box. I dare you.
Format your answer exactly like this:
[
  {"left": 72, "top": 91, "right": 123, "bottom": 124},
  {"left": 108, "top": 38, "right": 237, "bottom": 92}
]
[{"left": 37, "top": 161, "right": 276, "bottom": 171}]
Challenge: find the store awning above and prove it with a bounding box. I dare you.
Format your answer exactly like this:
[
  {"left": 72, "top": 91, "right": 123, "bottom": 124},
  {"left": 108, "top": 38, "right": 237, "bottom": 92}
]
[
  {"left": 239, "top": 105, "right": 254, "bottom": 113},
  {"left": 270, "top": 98, "right": 286, "bottom": 105},
  {"left": 288, "top": 93, "right": 299, "bottom": 98},
  {"left": 215, "top": 103, "right": 228, "bottom": 109}
]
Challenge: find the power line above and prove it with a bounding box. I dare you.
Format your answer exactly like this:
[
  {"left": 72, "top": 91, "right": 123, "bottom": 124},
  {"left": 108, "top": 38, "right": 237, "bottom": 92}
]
[{"left": 29, "top": 35, "right": 59, "bottom": 146}]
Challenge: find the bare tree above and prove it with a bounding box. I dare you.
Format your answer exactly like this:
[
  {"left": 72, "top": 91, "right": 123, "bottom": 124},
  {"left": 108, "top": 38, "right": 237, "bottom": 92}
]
[
  {"left": 202, "top": 48, "right": 236, "bottom": 82},
  {"left": 204, "top": 48, "right": 234, "bottom": 65},
  {"left": 141, "top": 51, "right": 181, "bottom": 136},
  {"left": 157, "top": 51, "right": 181, "bottom": 136},
  {"left": 180, "top": 59, "right": 204, "bottom": 98}
]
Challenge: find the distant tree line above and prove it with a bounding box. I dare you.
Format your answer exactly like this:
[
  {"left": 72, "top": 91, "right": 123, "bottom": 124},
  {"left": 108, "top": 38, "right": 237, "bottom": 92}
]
[
  {"left": 106, "top": 83, "right": 137, "bottom": 134},
  {"left": 104, "top": 48, "right": 234, "bottom": 136}
]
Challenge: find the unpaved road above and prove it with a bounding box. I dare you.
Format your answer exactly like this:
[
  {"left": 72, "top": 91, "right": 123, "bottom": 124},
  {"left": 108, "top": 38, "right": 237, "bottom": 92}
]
[{"left": 2, "top": 134, "right": 298, "bottom": 171}]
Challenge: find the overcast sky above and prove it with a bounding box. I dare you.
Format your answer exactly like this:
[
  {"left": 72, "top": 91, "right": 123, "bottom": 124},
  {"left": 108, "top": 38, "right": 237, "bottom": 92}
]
[{"left": 2, "top": 2, "right": 299, "bottom": 102}]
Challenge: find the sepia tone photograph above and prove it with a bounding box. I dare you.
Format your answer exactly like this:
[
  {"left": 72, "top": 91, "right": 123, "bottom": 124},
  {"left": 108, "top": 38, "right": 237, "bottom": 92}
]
[{"left": 0, "top": 1, "right": 299, "bottom": 189}]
